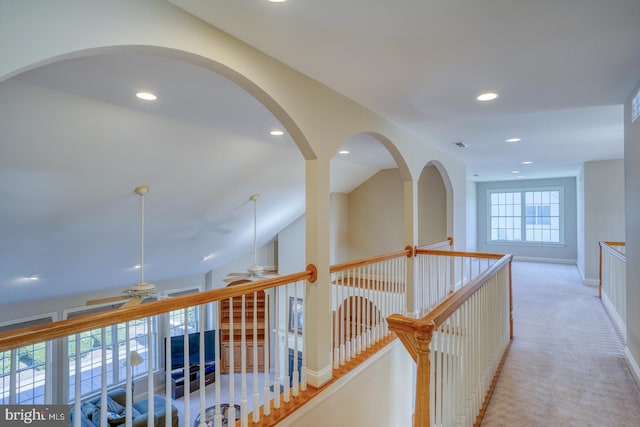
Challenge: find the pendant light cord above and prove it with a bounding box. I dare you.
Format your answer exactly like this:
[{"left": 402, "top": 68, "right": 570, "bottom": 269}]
[{"left": 253, "top": 196, "right": 257, "bottom": 267}]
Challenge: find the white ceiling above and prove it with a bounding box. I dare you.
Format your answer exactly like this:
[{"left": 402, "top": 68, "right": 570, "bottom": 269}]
[
  {"left": 1, "top": 0, "right": 639, "bottom": 304},
  {"left": 172, "top": 0, "right": 637, "bottom": 180}
]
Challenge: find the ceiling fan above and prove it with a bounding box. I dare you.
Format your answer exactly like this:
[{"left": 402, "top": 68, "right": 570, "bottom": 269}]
[
  {"left": 87, "top": 185, "right": 159, "bottom": 308},
  {"left": 224, "top": 194, "right": 278, "bottom": 284}
]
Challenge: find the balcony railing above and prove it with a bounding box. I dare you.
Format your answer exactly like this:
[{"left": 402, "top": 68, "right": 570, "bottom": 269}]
[
  {"left": 330, "top": 248, "right": 411, "bottom": 369},
  {"left": 0, "top": 241, "right": 511, "bottom": 427},
  {"left": 599, "top": 241, "right": 626, "bottom": 341},
  {"left": 388, "top": 252, "right": 513, "bottom": 427}
]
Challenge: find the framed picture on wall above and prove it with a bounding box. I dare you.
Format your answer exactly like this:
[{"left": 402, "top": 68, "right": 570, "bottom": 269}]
[{"left": 288, "top": 297, "right": 304, "bottom": 335}]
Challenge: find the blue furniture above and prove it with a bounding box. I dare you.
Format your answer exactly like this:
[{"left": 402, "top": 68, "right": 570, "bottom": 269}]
[{"left": 69, "top": 388, "right": 178, "bottom": 427}]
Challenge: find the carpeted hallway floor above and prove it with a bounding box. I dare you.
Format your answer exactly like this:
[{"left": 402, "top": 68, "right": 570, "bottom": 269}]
[{"left": 481, "top": 261, "right": 640, "bottom": 427}]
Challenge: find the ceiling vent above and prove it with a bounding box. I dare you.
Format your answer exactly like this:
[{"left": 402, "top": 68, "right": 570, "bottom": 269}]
[{"left": 454, "top": 141, "right": 467, "bottom": 148}]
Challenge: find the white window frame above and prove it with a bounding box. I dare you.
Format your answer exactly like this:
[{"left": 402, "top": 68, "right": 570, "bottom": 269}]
[
  {"left": 64, "top": 303, "right": 157, "bottom": 402},
  {"left": 487, "top": 187, "right": 565, "bottom": 246},
  {"left": 0, "top": 313, "right": 56, "bottom": 405}
]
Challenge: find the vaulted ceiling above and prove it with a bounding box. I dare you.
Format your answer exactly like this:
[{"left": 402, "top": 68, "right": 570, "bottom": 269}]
[{"left": 1, "top": 0, "right": 639, "bottom": 305}]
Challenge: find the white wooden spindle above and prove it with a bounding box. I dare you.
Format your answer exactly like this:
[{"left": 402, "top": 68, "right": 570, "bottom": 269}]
[
  {"left": 228, "top": 298, "right": 236, "bottom": 424},
  {"left": 301, "top": 280, "right": 307, "bottom": 391},
  {"left": 198, "top": 308, "right": 206, "bottom": 427},
  {"left": 283, "top": 285, "right": 290, "bottom": 403},
  {"left": 125, "top": 323, "right": 133, "bottom": 427},
  {"left": 333, "top": 272, "right": 340, "bottom": 369},
  {"left": 273, "top": 288, "right": 281, "bottom": 410},
  {"left": 241, "top": 294, "right": 248, "bottom": 427},
  {"left": 182, "top": 310, "right": 190, "bottom": 427},
  {"left": 100, "top": 328, "right": 108, "bottom": 427},
  {"left": 73, "top": 333, "right": 81, "bottom": 427},
  {"left": 293, "top": 284, "right": 299, "bottom": 396},
  {"left": 340, "top": 271, "right": 346, "bottom": 366},
  {"left": 263, "top": 291, "right": 271, "bottom": 415},
  {"left": 214, "top": 301, "right": 223, "bottom": 427},
  {"left": 146, "top": 317, "right": 154, "bottom": 427},
  {"left": 253, "top": 292, "right": 259, "bottom": 422},
  {"left": 164, "top": 315, "right": 172, "bottom": 427}
]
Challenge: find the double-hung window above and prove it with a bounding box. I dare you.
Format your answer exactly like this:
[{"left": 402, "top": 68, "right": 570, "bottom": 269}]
[
  {"left": 489, "top": 188, "right": 562, "bottom": 244},
  {"left": 0, "top": 315, "right": 54, "bottom": 404},
  {"left": 66, "top": 306, "right": 156, "bottom": 401}
]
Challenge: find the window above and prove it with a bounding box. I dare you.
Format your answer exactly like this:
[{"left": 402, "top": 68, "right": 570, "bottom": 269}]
[
  {"left": 166, "top": 288, "right": 201, "bottom": 337},
  {"left": 67, "top": 319, "right": 156, "bottom": 401},
  {"left": 489, "top": 188, "right": 562, "bottom": 244},
  {"left": 168, "top": 308, "right": 199, "bottom": 337},
  {"left": 0, "top": 315, "right": 54, "bottom": 405},
  {"left": 66, "top": 305, "right": 157, "bottom": 401}
]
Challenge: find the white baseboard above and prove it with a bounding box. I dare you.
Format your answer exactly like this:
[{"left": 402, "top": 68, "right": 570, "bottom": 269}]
[
  {"left": 512, "top": 256, "right": 576, "bottom": 265},
  {"left": 624, "top": 346, "right": 640, "bottom": 389},
  {"left": 305, "top": 363, "right": 333, "bottom": 388},
  {"left": 583, "top": 278, "right": 599, "bottom": 287}
]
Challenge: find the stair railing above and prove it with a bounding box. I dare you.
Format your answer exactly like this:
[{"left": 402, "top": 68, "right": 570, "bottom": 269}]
[
  {"left": 388, "top": 253, "right": 513, "bottom": 427},
  {"left": 329, "top": 247, "right": 412, "bottom": 369},
  {"left": 599, "top": 241, "right": 627, "bottom": 341},
  {"left": 0, "top": 266, "right": 317, "bottom": 427}
]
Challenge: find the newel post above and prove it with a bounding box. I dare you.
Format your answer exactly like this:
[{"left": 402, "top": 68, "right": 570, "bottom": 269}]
[{"left": 414, "top": 331, "right": 433, "bottom": 427}]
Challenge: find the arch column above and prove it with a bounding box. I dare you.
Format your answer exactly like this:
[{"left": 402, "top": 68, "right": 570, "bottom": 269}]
[
  {"left": 404, "top": 179, "right": 418, "bottom": 316},
  {"left": 304, "top": 157, "right": 333, "bottom": 387}
]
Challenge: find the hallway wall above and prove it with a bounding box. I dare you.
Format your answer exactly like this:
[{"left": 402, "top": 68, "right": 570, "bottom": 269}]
[{"left": 624, "top": 78, "right": 640, "bottom": 381}]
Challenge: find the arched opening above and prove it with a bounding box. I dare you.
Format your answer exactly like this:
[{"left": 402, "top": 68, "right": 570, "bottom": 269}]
[
  {"left": 333, "top": 296, "right": 383, "bottom": 342},
  {"left": 0, "top": 46, "right": 309, "bottom": 301},
  {"left": 329, "top": 131, "right": 411, "bottom": 263},
  {"left": 418, "top": 161, "right": 454, "bottom": 246}
]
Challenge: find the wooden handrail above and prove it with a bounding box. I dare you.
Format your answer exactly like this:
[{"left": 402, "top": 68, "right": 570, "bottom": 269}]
[
  {"left": 415, "top": 248, "right": 504, "bottom": 259},
  {"left": 601, "top": 241, "right": 626, "bottom": 247},
  {"left": 330, "top": 247, "right": 413, "bottom": 273},
  {"left": 416, "top": 236, "right": 453, "bottom": 250},
  {"left": 388, "top": 254, "right": 512, "bottom": 334},
  {"left": 424, "top": 254, "right": 512, "bottom": 328},
  {"left": 0, "top": 265, "right": 317, "bottom": 351},
  {"left": 599, "top": 241, "right": 626, "bottom": 262},
  {"left": 387, "top": 253, "right": 513, "bottom": 427}
]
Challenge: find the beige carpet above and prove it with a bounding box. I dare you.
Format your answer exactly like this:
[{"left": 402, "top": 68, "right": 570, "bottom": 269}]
[{"left": 481, "top": 261, "right": 640, "bottom": 426}]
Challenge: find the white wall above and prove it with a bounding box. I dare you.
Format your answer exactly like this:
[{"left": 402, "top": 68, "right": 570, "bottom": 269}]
[
  {"left": 624, "top": 78, "right": 640, "bottom": 380},
  {"left": 278, "top": 214, "right": 306, "bottom": 274},
  {"left": 277, "top": 340, "right": 414, "bottom": 427},
  {"left": 576, "top": 167, "right": 586, "bottom": 281},
  {"left": 466, "top": 180, "right": 477, "bottom": 251},
  {"left": 330, "top": 193, "right": 350, "bottom": 264},
  {"left": 417, "top": 164, "right": 447, "bottom": 246},
  {"left": 582, "top": 160, "right": 625, "bottom": 285},
  {"left": 348, "top": 169, "right": 404, "bottom": 259}
]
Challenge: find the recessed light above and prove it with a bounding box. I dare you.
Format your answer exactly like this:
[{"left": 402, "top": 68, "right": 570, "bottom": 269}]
[
  {"left": 512, "top": 170, "right": 520, "bottom": 174},
  {"left": 270, "top": 130, "right": 284, "bottom": 136},
  {"left": 26, "top": 274, "right": 40, "bottom": 281},
  {"left": 477, "top": 92, "right": 498, "bottom": 101},
  {"left": 202, "top": 254, "right": 214, "bottom": 261},
  {"left": 339, "top": 150, "right": 350, "bottom": 155},
  {"left": 268, "top": 0, "right": 287, "bottom": 2},
  {"left": 521, "top": 161, "right": 533, "bottom": 165},
  {"left": 506, "top": 138, "right": 522, "bottom": 143},
  {"left": 517, "top": 175, "right": 524, "bottom": 178},
  {"left": 136, "top": 92, "right": 157, "bottom": 101},
  {"left": 133, "top": 264, "right": 142, "bottom": 269}
]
